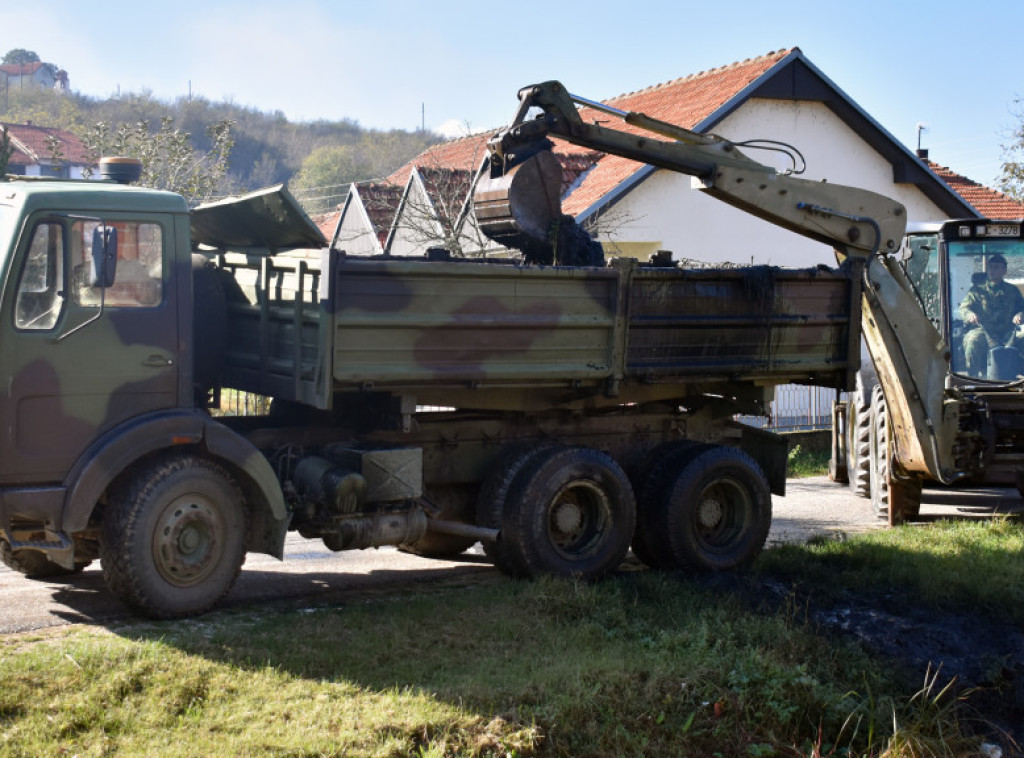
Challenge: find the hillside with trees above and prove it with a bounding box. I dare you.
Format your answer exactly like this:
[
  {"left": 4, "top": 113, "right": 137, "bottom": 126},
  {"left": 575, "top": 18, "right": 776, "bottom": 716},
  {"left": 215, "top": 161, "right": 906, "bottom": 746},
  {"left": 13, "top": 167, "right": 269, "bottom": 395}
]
[{"left": 1, "top": 48, "right": 443, "bottom": 211}]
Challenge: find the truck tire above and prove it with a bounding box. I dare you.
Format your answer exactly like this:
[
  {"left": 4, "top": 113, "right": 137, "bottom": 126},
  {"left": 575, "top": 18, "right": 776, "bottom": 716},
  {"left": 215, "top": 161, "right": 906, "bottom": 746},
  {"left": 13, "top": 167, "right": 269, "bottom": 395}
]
[
  {"left": 100, "top": 454, "right": 247, "bottom": 618},
  {"left": 0, "top": 537, "right": 91, "bottom": 578},
  {"left": 660, "top": 446, "right": 771, "bottom": 572},
  {"left": 476, "top": 445, "right": 557, "bottom": 577},
  {"left": 631, "top": 441, "right": 709, "bottom": 569},
  {"left": 503, "top": 447, "right": 635, "bottom": 580},
  {"left": 846, "top": 377, "right": 873, "bottom": 498}
]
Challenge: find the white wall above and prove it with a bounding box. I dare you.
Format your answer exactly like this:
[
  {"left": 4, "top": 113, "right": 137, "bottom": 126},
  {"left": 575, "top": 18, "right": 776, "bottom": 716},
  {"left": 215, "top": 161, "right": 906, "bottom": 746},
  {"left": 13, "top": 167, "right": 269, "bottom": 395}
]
[
  {"left": 592, "top": 99, "right": 949, "bottom": 267},
  {"left": 334, "top": 197, "right": 382, "bottom": 256}
]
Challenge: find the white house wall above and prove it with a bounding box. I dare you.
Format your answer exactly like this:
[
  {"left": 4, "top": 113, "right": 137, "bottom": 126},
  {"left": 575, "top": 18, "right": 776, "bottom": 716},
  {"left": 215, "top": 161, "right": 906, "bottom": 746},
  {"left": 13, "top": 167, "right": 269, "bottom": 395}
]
[
  {"left": 334, "top": 197, "right": 381, "bottom": 256},
  {"left": 591, "top": 99, "right": 949, "bottom": 267},
  {"left": 388, "top": 178, "right": 443, "bottom": 257}
]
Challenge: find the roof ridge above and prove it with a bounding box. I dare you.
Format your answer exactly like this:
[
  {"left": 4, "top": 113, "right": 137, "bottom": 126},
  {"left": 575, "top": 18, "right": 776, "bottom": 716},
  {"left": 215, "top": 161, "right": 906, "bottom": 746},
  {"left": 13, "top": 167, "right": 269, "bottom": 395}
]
[{"left": 607, "top": 47, "right": 796, "bottom": 103}]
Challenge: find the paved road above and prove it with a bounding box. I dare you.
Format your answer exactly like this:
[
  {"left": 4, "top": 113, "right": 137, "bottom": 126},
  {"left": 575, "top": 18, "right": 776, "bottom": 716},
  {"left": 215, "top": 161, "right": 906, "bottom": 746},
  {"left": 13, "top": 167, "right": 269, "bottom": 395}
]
[{"left": 2, "top": 477, "right": 1021, "bottom": 634}]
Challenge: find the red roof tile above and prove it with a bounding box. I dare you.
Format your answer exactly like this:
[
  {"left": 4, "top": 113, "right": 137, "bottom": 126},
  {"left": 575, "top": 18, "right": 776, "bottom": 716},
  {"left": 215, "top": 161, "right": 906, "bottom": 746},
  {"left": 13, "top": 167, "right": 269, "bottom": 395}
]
[
  {"left": 1, "top": 121, "right": 91, "bottom": 165},
  {"left": 926, "top": 161, "right": 1024, "bottom": 219},
  {"left": 355, "top": 181, "right": 405, "bottom": 246},
  {"left": 0, "top": 62, "right": 44, "bottom": 77},
  {"left": 561, "top": 49, "right": 794, "bottom": 214}
]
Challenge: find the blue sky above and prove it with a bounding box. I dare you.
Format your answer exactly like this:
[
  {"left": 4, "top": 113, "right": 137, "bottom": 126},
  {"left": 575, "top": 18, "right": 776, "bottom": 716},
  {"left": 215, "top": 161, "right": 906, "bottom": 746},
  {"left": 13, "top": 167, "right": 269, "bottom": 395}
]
[{"left": 3, "top": 0, "right": 1021, "bottom": 186}]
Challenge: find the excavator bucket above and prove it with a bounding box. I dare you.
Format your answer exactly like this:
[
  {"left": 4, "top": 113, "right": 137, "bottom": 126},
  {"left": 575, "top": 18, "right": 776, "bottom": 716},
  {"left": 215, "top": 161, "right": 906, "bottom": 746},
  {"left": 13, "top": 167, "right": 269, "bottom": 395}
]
[{"left": 474, "top": 148, "right": 563, "bottom": 262}]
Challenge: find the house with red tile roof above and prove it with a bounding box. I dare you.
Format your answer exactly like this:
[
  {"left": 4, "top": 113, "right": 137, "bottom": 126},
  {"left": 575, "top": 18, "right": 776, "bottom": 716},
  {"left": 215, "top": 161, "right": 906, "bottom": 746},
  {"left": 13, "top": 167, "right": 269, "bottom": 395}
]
[
  {"left": 2, "top": 122, "right": 91, "bottom": 179},
  {"left": 331, "top": 181, "right": 405, "bottom": 256},
  {"left": 0, "top": 61, "right": 66, "bottom": 91},
  {"left": 921, "top": 155, "right": 1024, "bottom": 219},
  {"left": 376, "top": 48, "right": 999, "bottom": 267}
]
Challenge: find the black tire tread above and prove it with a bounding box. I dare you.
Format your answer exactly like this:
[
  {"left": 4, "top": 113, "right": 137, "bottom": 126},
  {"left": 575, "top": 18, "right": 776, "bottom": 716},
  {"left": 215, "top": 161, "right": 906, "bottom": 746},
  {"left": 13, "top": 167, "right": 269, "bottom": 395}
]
[
  {"left": 506, "top": 446, "right": 635, "bottom": 580},
  {"left": 476, "top": 444, "right": 559, "bottom": 577},
  {"left": 632, "top": 442, "right": 710, "bottom": 569},
  {"left": 100, "top": 454, "right": 246, "bottom": 618},
  {"left": 663, "top": 446, "right": 772, "bottom": 572}
]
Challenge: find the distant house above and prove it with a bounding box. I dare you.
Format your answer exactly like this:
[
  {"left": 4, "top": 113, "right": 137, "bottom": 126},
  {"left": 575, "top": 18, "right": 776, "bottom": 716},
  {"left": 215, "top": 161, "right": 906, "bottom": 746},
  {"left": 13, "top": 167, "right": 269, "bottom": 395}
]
[
  {"left": 331, "top": 181, "right": 405, "bottom": 256},
  {"left": 2, "top": 122, "right": 91, "bottom": 179},
  {"left": 0, "top": 61, "right": 68, "bottom": 92}
]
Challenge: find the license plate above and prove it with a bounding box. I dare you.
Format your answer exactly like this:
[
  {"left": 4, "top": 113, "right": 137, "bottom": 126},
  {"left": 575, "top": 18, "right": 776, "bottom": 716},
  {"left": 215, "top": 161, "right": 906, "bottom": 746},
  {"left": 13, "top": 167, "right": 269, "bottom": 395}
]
[{"left": 984, "top": 223, "right": 1020, "bottom": 237}]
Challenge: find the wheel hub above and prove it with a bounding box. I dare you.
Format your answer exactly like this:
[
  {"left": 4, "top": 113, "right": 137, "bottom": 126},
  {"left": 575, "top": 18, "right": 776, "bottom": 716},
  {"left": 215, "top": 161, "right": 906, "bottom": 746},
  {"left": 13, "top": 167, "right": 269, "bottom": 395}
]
[
  {"left": 553, "top": 502, "right": 584, "bottom": 535},
  {"left": 154, "top": 497, "right": 221, "bottom": 586},
  {"left": 697, "top": 496, "right": 724, "bottom": 528}
]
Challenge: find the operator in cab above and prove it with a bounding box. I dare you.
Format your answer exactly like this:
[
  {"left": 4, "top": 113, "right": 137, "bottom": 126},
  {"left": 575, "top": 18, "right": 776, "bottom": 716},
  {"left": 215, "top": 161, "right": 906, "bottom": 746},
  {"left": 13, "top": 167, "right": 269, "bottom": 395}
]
[{"left": 959, "top": 253, "right": 1024, "bottom": 376}]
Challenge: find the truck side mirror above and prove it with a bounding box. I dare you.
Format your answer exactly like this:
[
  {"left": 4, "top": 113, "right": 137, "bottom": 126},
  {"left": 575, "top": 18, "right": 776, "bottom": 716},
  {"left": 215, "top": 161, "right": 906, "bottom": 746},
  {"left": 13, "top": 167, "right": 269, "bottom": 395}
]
[{"left": 90, "top": 225, "right": 118, "bottom": 287}]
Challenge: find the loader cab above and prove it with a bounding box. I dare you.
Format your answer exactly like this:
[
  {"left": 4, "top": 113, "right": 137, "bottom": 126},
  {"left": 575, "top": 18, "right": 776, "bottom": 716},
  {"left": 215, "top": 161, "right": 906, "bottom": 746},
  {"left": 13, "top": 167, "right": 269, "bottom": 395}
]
[{"left": 903, "top": 219, "right": 1024, "bottom": 381}]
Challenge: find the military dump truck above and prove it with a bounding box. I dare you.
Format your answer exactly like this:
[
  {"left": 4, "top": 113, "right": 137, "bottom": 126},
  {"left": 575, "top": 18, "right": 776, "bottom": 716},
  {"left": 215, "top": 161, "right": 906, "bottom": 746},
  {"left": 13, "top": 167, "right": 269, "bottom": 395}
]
[
  {"left": 0, "top": 81, "right": 907, "bottom": 617},
  {"left": 831, "top": 218, "right": 1024, "bottom": 523}
]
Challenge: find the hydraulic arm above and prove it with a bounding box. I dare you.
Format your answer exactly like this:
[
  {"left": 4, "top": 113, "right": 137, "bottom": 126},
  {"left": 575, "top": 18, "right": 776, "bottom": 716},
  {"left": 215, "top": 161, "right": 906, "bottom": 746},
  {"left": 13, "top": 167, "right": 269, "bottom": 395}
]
[{"left": 474, "top": 81, "right": 907, "bottom": 262}]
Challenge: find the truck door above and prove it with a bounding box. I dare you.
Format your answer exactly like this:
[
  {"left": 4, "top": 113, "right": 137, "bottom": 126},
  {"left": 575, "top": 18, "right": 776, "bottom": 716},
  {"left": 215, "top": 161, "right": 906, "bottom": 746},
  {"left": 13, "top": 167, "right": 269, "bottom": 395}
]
[{"left": 0, "top": 214, "right": 179, "bottom": 484}]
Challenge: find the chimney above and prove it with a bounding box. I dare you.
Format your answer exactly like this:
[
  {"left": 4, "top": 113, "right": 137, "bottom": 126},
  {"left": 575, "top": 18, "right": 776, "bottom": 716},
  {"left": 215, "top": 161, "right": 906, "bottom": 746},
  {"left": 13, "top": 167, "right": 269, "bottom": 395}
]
[{"left": 916, "top": 148, "right": 929, "bottom": 161}]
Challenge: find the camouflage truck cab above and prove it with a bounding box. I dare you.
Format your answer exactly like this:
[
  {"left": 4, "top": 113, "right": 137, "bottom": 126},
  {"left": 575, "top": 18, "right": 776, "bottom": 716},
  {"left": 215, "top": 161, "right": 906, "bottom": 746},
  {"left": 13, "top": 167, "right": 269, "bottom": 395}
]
[{"left": 0, "top": 178, "right": 286, "bottom": 614}]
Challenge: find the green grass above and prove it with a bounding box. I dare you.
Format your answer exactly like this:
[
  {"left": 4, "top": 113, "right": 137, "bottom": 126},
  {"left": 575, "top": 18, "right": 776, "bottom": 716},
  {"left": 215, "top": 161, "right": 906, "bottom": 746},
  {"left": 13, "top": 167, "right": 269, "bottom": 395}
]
[
  {"left": 786, "top": 443, "right": 831, "bottom": 478},
  {"left": 2, "top": 520, "right": 1022, "bottom": 757}
]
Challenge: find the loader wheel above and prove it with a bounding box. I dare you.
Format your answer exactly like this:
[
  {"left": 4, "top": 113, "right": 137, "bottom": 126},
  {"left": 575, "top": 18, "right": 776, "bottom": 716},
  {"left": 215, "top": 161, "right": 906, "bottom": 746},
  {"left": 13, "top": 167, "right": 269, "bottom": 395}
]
[
  {"left": 630, "top": 441, "right": 709, "bottom": 569},
  {"left": 869, "top": 385, "right": 890, "bottom": 520},
  {"left": 503, "top": 447, "right": 635, "bottom": 580},
  {"left": 868, "top": 386, "right": 922, "bottom": 525},
  {"left": 476, "top": 444, "right": 558, "bottom": 577},
  {"left": 100, "top": 454, "right": 246, "bottom": 618},
  {"left": 846, "top": 377, "right": 873, "bottom": 498},
  {"left": 662, "top": 446, "right": 771, "bottom": 572},
  {"left": 0, "top": 537, "right": 91, "bottom": 578}
]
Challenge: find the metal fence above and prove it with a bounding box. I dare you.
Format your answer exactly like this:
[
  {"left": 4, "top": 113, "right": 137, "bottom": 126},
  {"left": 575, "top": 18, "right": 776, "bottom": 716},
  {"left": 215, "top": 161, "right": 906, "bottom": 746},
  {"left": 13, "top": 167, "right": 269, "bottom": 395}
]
[{"left": 737, "top": 384, "right": 838, "bottom": 432}]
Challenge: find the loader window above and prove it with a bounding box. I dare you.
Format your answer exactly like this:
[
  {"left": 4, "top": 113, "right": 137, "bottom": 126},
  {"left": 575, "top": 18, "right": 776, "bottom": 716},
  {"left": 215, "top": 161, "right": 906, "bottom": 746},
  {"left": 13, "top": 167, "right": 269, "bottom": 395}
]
[
  {"left": 903, "top": 234, "right": 941, "bottom": 325},
  {"left": 14, "top": 221, "right": 66, "bottom": 330},
  {"left": 948, "top": 239, "right": 1024, "bottom": 378},
  {"left": 71, "top": 220, "right": 163, "bottom": 308}
]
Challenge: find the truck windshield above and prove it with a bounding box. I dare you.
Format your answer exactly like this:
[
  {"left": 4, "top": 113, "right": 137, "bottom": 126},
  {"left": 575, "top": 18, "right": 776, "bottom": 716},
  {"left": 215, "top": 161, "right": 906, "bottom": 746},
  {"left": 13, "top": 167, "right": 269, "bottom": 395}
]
[{"left": 948, "top": 237, "right": 1024, "bottom": 379}]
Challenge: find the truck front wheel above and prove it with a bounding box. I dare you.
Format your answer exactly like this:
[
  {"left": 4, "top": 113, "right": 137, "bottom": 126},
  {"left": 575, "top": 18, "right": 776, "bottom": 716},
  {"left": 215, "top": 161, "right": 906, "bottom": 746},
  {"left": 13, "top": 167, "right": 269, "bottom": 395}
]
[
  {"left": 504, "top": 447, "right": 635, "bottom": 580},
  {"left": 100, "top": 454, "right": 247, "bottom": 618}
]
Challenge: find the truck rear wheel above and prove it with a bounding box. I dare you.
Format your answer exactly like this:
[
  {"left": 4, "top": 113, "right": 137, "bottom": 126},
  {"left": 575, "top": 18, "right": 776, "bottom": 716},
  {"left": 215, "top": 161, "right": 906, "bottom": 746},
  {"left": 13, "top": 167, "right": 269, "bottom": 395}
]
[
  {"left": 476, "top": 445, "right": 557, "bottom": 577},
  {"left": 100, "top": 454, "right": 247, "bottom": 618},
  {"left": 503, "top": 447, "right": 635, "bottom": 580},
  {"left": 662, "top": 446, "right": 772, "bottom": 572},
  {"left": 631, "top": 441, "right": 709, "bottom": 569},
  {"left": 0, "top": 537, "right": 91, "bottom": 578}
]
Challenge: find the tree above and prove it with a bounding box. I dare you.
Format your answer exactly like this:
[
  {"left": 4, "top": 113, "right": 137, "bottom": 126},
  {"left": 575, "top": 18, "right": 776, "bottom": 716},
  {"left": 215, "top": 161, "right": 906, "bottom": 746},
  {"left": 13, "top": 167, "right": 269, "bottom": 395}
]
[
  {"left": 2, "top": 49, "right": 58, "bottom": 80},
  {"left": 82, "top": 117, "right": 235, "bottom": 206},
  {"left": 1000, "top": 98, "right": 1024, "bottom": 202},
  {"left": 2, "top": 49, "right": 40, "bottom": 65}
]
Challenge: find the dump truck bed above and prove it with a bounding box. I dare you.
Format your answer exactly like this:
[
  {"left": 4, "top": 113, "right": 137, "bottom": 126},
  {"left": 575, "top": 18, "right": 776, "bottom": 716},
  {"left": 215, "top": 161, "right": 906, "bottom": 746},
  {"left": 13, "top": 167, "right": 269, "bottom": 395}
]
[{"left": 215, "top": 252, "right": 862, "bottom": 415}]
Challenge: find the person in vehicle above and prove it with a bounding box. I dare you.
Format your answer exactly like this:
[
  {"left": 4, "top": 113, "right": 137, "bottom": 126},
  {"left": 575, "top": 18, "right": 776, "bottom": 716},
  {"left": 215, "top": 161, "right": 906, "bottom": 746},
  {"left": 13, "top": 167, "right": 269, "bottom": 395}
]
[{"left": 959, "top": 254, "right": 1024, "bottom": 376}]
